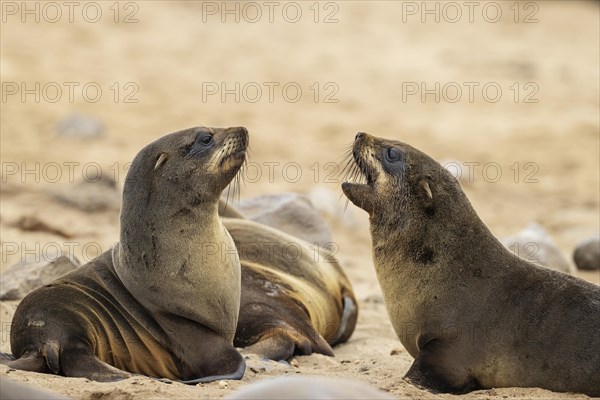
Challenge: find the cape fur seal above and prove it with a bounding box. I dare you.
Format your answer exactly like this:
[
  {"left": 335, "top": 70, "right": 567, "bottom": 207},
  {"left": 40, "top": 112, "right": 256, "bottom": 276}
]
[
  {"left": 224, "top": 217, "right": 357, "bottom": 360},
  {"left": 1, "top": 126, "right": 249, "bottom": 383},
  {"left": 341, "top": 132, "right": 600, "bottom": 396}
]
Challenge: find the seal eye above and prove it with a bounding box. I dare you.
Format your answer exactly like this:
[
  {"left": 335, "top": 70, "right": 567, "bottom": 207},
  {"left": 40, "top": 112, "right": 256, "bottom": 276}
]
[
  {"left": 386, "top": 148, "right": 401, "bottom": 162},
  {"left": 199, "top": 134, "right": 213, "bottom": 145}
]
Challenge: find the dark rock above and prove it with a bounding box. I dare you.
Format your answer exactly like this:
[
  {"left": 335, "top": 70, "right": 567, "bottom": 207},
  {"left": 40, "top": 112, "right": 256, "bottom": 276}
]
[{"left": 573, "top": 237, "right": 600, "bottom": 271}]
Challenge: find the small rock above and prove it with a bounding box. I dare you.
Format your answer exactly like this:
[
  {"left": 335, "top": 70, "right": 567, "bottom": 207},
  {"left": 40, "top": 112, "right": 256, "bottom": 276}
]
[
  {"left": 218, "top": 380, "right": 228, "bottom": 389},
  {"left": 573, "top": 237, "right": 600, "bottom": 271},
  {"left": 56, "top": 113, "right": 104, "bottom": 138},
  {"left": 249, "top": 366, "right": 266, "bottom": 374},
  {"left": 50, "top": 172, "right": 120, "bottom": 213},
  {"left": 390, "top": 348, "right": 402, "bottom": 355},
  {"left": 227, "top": 376, "right": 395, "bottom": 399},
  {"left": 307, "top": 187, "right": 367, "bottom": 229},
  {"left": 359, "top": 365, "right": 370, "bottom": 372},
  {"left": 234, "top": 192, "right": 332, "bottom": 245},
  {"left": 364, "top": 294, "right": 384, "bottom": 304},
  {"left": 290, "top": 359, "right": 299, "bottom": 368},
  {"left": 501, "top": 223, "right": 573, "bottom": 273},
  {"left": 13, "top": 216, "right": 72, "bottom": 238},
  {"left": 0, "top": 256, "right": 80, "bottom": 300}
]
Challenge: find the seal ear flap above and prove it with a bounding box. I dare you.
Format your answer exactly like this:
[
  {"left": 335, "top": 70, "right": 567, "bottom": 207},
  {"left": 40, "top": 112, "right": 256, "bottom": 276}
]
[
  {"left": 420, "top": 179, "right": 433, "bottom": 200},
  {"left": 154, "top": 153, "right": 169, "bottom": 171}
]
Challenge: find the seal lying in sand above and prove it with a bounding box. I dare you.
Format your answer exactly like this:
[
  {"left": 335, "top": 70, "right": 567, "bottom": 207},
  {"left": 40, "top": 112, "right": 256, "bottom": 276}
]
[
  {"left": 224, "top": 218, "right": 357, "bottom": 360},
  {"left": 341, "top": 132, "right": 600, "bottom": 396},
  {"left": 0, "top": 126, "right": 248, "bottom": 383},
  {"left": 217, "top": 193, "right": 357, "bottom": 359}
]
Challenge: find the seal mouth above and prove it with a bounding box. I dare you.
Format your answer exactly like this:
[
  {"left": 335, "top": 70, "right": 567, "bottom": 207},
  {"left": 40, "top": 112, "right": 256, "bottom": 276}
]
[
  {"left": 354, "top": 150, "right": 376, "bottom": 187},
  {"left": 341, "top": 139, "right": 378, "bottom": 189}
]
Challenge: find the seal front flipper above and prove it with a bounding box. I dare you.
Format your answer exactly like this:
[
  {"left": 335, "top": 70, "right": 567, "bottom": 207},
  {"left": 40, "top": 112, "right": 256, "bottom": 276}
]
[
  {"left": 403, "top": 338, "right": 481, "bottom": 394},
  {"left": 157, "top": 316, "right": 245, "bottom": 384},
  {"left": 176, "top": 334, "right": 245, "bottom": 384}
]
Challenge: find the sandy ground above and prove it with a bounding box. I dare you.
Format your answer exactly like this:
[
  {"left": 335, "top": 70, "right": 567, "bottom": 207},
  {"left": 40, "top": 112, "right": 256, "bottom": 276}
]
[{"left": 0, "top": 1, "right": 599, "bottom": 398}]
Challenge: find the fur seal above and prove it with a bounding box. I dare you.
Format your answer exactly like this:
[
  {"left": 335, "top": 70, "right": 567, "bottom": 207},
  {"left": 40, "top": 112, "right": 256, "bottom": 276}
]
[
  {"left": 223, "top": 218, "right": 357, "bottom": 360},
  {"left": 0, "top": 126, "right": 249, "bottom": 383},
  {"left": 341, "top": 132, "right": 600, "bottom": 396}
]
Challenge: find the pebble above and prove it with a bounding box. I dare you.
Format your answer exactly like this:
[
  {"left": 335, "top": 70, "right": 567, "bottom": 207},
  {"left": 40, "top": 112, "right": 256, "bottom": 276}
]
[
  {"left": 56, "top": 113, "right": 104, "bottom": 138},
  {"left": 0, "top": 256, "right": 80, "bottom": 300},
  {"left": 501, "top": 223, "right": 573, "bottom": 273},
  {"left": 573, "top": 237, "right": 600, "bottom": 270}
]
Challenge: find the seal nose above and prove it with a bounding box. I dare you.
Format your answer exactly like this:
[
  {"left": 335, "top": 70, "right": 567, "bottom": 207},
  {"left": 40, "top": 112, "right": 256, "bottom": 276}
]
[
  {"left": 229, "top": 126, "right": 249, "bottom": 149},
  {"left": 355, "top": 132, "right": 366, "bottom": 141},
  {"left": 230, "top": 126, "right": 248, "bottom": 135}
]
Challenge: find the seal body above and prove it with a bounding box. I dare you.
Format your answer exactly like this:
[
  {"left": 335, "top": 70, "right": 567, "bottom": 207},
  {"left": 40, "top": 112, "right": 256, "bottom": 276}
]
[
  {"left": 2, "top": 126, "right": 249, "bottom": 383},
  {"left": 342, "top": 132, "right": 600, "bottom": 396},
  {"left": 224, "top": 218, "right": 358, "bottom": 360}
]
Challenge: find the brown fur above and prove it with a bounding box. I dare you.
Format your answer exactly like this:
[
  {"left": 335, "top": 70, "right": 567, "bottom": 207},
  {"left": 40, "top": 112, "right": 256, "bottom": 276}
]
[
  {"left": 342, "top": 132, "right": 600, "bottom": 396},
  {"left": 2, "top": 127, "right": 249, "bottom": 383},
  {"left": 224, "top": 218, "right": 358, "bottom": 360}
]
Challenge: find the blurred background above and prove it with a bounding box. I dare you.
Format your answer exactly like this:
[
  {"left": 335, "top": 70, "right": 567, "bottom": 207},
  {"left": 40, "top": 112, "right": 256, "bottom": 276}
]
[{"left": 1, "top": 1, "right": 598, "bottom": 276}]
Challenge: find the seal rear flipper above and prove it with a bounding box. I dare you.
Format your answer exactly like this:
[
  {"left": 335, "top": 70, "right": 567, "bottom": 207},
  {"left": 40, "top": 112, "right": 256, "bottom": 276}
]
[
  {"left": 0, "top": 351, "right": 48, "bottom": 373},
  {"left": 61, "top": 350, "right": 133, "bottom": 382},
  {"left": 241, "top": 327, "right": 334, "bottom": 360},
  {"left": 330, "top": 294, "right": 359, "bottom": 346},
  {"left": 241, "top": 335, "right": 296, "bottom": 361}
]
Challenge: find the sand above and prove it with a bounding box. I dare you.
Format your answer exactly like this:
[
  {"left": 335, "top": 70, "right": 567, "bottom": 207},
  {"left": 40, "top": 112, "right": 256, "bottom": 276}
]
[{"left": 0, "top": 1, "right": 598, "bottom": 398}]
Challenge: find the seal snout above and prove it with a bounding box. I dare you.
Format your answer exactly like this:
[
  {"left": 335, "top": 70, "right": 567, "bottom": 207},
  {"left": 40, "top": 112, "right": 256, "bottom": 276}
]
[{"left": 345, "top": 132, "right": 377, "bottom": 187}]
